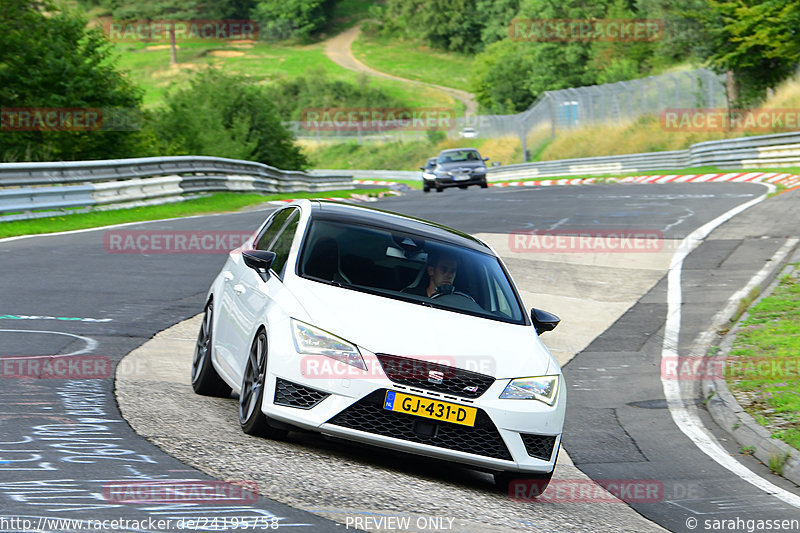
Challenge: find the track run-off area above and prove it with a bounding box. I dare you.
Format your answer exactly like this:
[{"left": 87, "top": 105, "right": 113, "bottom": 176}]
[{"left": 1, "top": 180, "right": 799, "bottom": 533}]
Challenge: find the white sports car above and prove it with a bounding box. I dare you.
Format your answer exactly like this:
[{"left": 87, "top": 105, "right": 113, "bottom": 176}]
[{"left": 191, "top": 200, "right": 565, "bottom": 490}]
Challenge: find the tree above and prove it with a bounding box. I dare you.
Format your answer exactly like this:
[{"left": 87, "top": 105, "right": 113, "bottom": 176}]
[
  {"left": 0, "top": 0, "right": 152, "bottom": 161},
  {"left": 151, "top": 70, "right": 309, "bottom": 170},
  {"left": 688, "top": 0, "right": 800, "bottom": 106},
  {"left": 251, "top": 0, "right": 336, "bottom": 41},
  {"left": 587, "top": 0, "right": 656, "bottom": 84},
  {"left": 516, "top": 0, "right": 611, "bottom": 96},
  {"left": 381, "top": 0, "right": 485, "bottom": 53},
  {"left": 477, "top": 0, "right": 522, "bottom": 46},
  {"left": 470, "top": 40, "right": 537, "bottom": 113}
]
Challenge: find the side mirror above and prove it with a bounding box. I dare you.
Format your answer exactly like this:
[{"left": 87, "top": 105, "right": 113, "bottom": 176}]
[
  {"left": 420, "top": 166, "right": 426, "bottom": 171},
  {"left": 483, "top": 157, "right": 490, "bottom": 161},
  {"left": 531, "top": 308, "right": 560, "bottom": 335},
  {"left": 242, "top": 250, "right": 277, "bottom": 282}
]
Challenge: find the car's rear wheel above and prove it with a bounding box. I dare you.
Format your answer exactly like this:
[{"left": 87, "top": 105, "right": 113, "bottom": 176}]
[
  {"left": 494, "top": 469, "right": 554, "bottom": 497},
  {"left": 191, "top": 300, "right": 231, "bottom": 397},
  {"left": 239, "top": 329, "right": 287, "bottom": 438}
]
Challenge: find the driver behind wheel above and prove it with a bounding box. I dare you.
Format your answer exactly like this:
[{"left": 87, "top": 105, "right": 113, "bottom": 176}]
[{"left": 403, "top": 251, "right": 458, "bottom": 298}]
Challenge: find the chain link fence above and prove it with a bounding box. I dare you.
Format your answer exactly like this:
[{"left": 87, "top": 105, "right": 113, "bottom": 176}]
[
  {"left": 457, "top": 68, "right": 727, "bottom": 157},
  {"left": 288, "top": 68, "right": 728, "bottom": 156}
]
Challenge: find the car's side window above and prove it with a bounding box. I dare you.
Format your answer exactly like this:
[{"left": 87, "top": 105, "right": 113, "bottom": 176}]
[
  {"left": 255, "top": 208, "right": 295, "bottom": 251},
  {"left": 268, "top": 211, "right": 300, "bottom": 279}
]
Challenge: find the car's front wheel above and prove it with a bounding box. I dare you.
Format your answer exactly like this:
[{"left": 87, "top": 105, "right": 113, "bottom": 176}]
[
  {"left": 480, "top": 179, "right": 488, "bottom": 189},
  {"left": 191, "top": 299, "right": 232, "bottom": 397},
  {"left": 239, "top": 329, "right": 287, "bottom": 438}
]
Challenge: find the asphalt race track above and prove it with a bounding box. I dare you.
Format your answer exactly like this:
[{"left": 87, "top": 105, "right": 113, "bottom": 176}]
[{"left": 1, "top": 182, "right": 798, "bottom": 532}]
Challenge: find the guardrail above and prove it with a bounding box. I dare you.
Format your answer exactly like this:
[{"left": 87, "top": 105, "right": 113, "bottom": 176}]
[
  {"left": 0, "top": 156, "right": 352, "bottom": 221},
  {"left": 3, "top": 130, "right": 799, "bottom": 220},
  {"left": 487, "top": 131, "right": 800, "bottom": 181}
]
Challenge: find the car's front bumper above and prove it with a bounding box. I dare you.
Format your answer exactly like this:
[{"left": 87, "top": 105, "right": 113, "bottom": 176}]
[
  {"left": 262, "top": 345, "right": 565, "bottom": 474},
  {"left": 432, "top": 174, "right": 487, "bottom": 188}
]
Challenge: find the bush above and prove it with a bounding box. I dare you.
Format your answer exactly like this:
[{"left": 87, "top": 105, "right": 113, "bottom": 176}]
[
  {"left": 264, "top": 70, "right": 405, "bottom": 121},
  {"left": 151, "top": 70, "right": 308, "bottom": 170},
  {"left": 0, "top": 0, "right": 152, "bottom": 161}
]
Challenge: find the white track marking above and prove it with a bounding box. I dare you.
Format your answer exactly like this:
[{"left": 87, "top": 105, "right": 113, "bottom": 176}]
[
  {"left": 660, "top": 184, "right": 800, "bottom": 508},
  {"left": 0, "top": 329, "right": 97, "bottom": 356}
]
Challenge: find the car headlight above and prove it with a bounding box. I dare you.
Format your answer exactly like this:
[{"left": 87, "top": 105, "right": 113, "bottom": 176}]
[
  {"left": 499, "top": 375, "right": 559, "bottom": 405},
  {"left": 291, "top": 319, "right": 366, "bottom": 370}
]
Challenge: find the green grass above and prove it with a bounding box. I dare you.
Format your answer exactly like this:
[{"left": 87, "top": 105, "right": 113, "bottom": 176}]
[
  {"left": 0, "top": 189, "right": 383, "bottom": 239},
  {"left": 727, "top": 266, "right": 800, "bottom": 452},
  {"left": 304, "top": 135, "right": 523, "bottom": 171},
  {"left": 351, "top": 33, "right": 474, "bottom": 92},
  {"left": 305, "top": 139, "right": 436, "bottom": 171},
  {"left": 113, "top": 41, "right": 458, "bottom": 110}
]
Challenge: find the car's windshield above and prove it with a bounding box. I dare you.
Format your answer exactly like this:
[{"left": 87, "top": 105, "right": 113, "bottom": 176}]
[
  {"left": 438, "top": 150, "right": 481, "bottom": 164},
  {"left": 297, "top": 219, "right": 526, "bottom": 324}
]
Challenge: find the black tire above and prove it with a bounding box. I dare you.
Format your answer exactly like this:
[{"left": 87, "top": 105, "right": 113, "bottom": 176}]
[
  {"left": 423, "top": 185, "right": 430, "bottom": 193},
  {"left": 480, "top": 180, "right": 488, "bottom": 189},
  {"left": 436, "top": 185, "right": 444, "bottom": 192},
  {"left": 495, "top": 469, "right": 554, "bottom": 498},
  {"left": 191, "top": 300, "right": 232, "bottom": 397},
  {"left": 239, "top": 329, "right": 287, "bottom": 438}
]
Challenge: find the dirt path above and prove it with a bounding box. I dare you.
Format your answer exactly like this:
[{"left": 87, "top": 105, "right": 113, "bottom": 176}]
[{"left": 324, "top": 25, "right": 478, "bottom": 117}]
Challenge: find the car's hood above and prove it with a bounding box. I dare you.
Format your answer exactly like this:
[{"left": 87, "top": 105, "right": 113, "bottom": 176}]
[{"left": 287, "top": 278, "right": 555, "bottom": 379}]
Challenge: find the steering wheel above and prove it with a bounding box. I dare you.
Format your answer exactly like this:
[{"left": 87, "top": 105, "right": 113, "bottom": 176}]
[{"left": 430, "top": 284, "right": 476, "bottom": 303}]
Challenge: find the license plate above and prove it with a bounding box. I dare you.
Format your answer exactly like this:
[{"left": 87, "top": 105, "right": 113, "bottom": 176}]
[
  {"left": 454, "top": 175, "right": 470, "bottom": 181},
  {"left": 383, "top": 391, "right": 477, "bottom": 427}
]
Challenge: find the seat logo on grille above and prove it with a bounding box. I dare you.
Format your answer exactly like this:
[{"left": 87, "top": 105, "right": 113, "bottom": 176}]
[
  {"left": 427, "top": 370, "right": 444, "bottom": 384},
  {"left": 463, "top": 385, "right": 479, "bottom": 393}
]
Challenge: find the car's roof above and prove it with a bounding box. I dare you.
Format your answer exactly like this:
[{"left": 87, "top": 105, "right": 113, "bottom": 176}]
[
  {"left": 439, "top": 148, "right": 480, "bottom": 154},
  {"left": 308, "top": 201, "right": 491, "bottom": 253}
]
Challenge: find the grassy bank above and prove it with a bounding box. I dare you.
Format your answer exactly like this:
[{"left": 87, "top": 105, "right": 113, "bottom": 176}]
[
  {"left": 727, "top": 265, "right": 800, "bottom": 452},
  {"left": 351, "top": 33, "right": 473, "bottom": 91},
  {"left": 0, "top": 189, "right": 383, "bottom": 239},
  {"left": 532, "top": 79, "right": 800, "bottom": 162},
  {"left": 303, "top": 135, "right": 522, "bottom": 170},
  {"left": 113, "top": 41, "right": 458, "bottom": 110}
]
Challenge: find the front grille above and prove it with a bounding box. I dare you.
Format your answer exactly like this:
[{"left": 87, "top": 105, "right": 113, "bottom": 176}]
[
  {"left": 274, "top": 378, "right": 329, "bottom": 409},
  {"left": 375, "top": 354, "right": 494, "bottom": 399},
  {"left": 327, "top": 390, "right": 512, "bottom": 461},
  {"left": 520, "top": 433, "right": 557, "bottom": 461}
]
